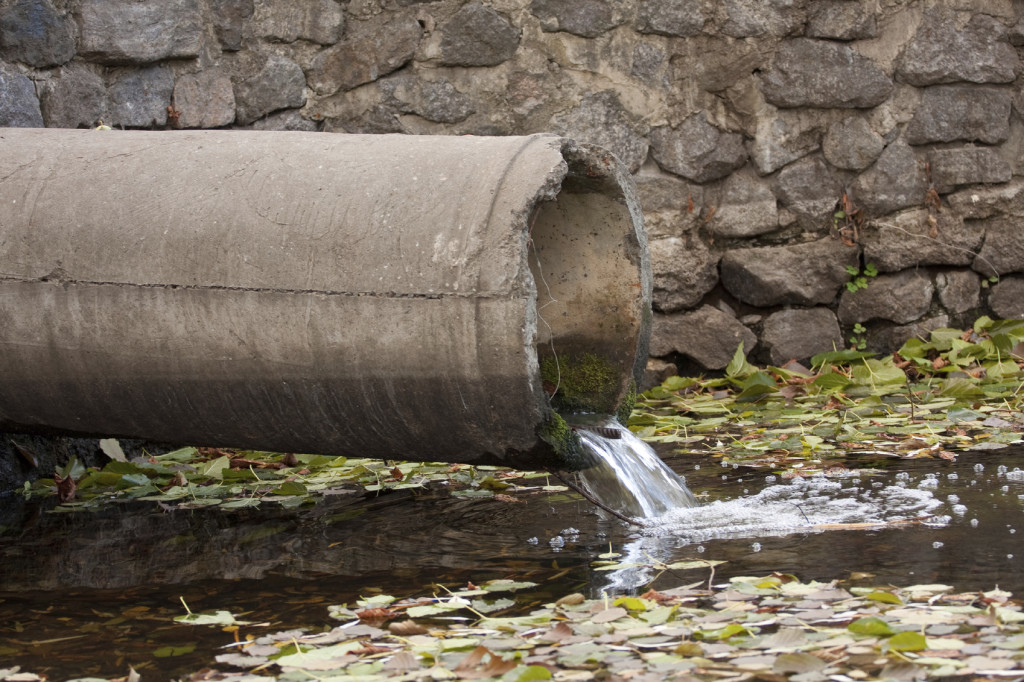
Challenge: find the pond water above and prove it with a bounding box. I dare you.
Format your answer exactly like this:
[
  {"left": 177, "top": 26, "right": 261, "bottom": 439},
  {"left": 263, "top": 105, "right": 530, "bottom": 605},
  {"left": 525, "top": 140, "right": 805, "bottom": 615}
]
[{"left": 2, "top": 443, "right": 1024, "bottom": 679}]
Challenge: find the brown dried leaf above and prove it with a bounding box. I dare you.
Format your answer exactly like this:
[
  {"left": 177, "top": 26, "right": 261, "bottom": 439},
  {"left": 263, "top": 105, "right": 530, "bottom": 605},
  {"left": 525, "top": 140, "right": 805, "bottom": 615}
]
[
  {"left": 555, "top": 593, "right": 585, "bottom": 606},
  {"left": 356, "top": 608, "right": 396, "bottom": 625},
  {"left": 388, "top": 620, "right": 428, "bottom": 636},
  {"left": 54, "top": 471, "right": 76, "bottom": 502}
]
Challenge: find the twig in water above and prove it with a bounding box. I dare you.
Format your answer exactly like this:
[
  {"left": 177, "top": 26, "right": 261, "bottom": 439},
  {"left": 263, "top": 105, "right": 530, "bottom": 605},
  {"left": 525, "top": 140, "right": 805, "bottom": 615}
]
[{"left": 546, "top": 469, "right": 650, "bottom": 528}]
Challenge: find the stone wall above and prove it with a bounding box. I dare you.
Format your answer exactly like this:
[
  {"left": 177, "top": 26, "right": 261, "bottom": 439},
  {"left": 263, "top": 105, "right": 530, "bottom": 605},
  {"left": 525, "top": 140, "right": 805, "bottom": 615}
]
[{"left": 3, "top": 0, "right": 1024, "bottom": 379}]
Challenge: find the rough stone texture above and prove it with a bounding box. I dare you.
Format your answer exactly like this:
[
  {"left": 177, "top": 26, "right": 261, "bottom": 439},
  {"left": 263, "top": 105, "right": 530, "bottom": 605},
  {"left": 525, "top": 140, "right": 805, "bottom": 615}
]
[
  {"left": 928, "top": 146, "right": 1012, "bottom": 194},
  {"left": 440, "top": 2, "right": 519, "bottom": 67},
  {"left": 649, "top": 235, "right": 718, "bottom": 313},
  {"left": 249, "top": 109, "right": 317, "bottom": 131},
  {"left": 905, "top": 85, "right": 1012, "bottom": 146},
  {"left": 838, "top": 270, "right": 935, "bottom": 325},
  {"left": 550, "top": 91, "right": 648, "bottom": 173},
  {"left": 234, "top": 55, "right": 305, "bottom": 125},
  {"left": 973, "top": 216, "right": 1024, "bottom": 277},
  {"left": 531, "top": 0, "right": 624, "bottom": 38},
  {"left": 850, "top": 140, "right": 928, "bottom": 217},
  {"left": 78, "top": 0, "right": 202, "bottom": 64},
  {"left": 823, "top": 116, "right": 885, "bottom": 171},
  {"left": 635, "top": 0, "right": 704, "bottom": 37},
  {"left": 806, "top": 1, "right": 877, "bottom": 40},
  {"left": 172, "top": 70, "right": 235, "bottom": 128},
  {"left": 650, "top": 305, "right": 758, "bottom": 369},
  {"left": 948, "top": 178, "right": 1024, "bottom": 221},
  {"left": 722, "top": 0, "right": 804, "bottom": 38},
  {"left": 108, "top": 65, "right": 174, "bottom": 127},
  {"left": 762, "top": 308, "right": 843, "bottom": 365},
  {"left": 774, "top": 155, "right": 840, "bottom": 229},
  {"left": 212, "top": 0, "right": 253, "bottom": 51},
  {"left": 634, "top": 174, "right": 703, "bottom": 239},
  {"left": 759, "top": 39, "right": 893, "bottom": 109},
  {"left": 308, "top": 14, "right": 422, "bottom": 95},
  {"left": 935, "top": 269, "right": 981, "bottom": 315},
  {"left": 253, "top": 0, "right": 343, "bottom": 45},
  {"left": 989, "top": 276, "right": 1024, "bottom": 319},
  {"left": 641, "top": 358, "right": 677, "bottom": 391},
  {"left": 40, "top": 63, "right": 107, "bottom": 127},
  {"left": 380, "top": 74, "right": 474, "bottom": 124},
  {"left": 650, "top": 113, "right": 747, "bottom": 183},
  {"left": 707, "top": 169, "right": 778, "bottom": 238},
  {"left": 748, "top": 109, "right": 827, "bottom": 175},
  {"left": 862, "top": 209, "right": 983, "bottom": 272},
  {"left": 720, "top": 239, "right": 860, "bottom": 307},
  {"left": 0, "top": 67, "right": 43, "bottom": 126},
  {"left": 897, "top": 9, "right": 1018, "bottom": 87},
  {"left": 0, "top": 0, "right": 75, "bottom": 67}
]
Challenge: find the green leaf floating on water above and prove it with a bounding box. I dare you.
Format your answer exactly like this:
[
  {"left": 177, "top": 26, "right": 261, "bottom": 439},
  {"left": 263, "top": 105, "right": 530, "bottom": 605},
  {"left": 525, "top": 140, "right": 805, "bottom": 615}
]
[{"left": 848, "top": 616, "right": 895, "bottom": 636}]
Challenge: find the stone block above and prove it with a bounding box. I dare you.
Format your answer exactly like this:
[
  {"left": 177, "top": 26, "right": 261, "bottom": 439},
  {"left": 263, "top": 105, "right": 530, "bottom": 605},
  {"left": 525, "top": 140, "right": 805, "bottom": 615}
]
[
  {"left": 947, "top": 178, "right": 1024, "bottom": 220},
  {"left": 440, "top": 2, "right": 520, "bottom": 67},
  {"left": 635, "top": 0, "right": 704, "bottom": 37},
  {"left": 759, "top": 38, "right": 892, "bottom": 108},
  {"left": 935, "top": 269, "right": 981, "bottom": 314},
  {"left": 928, "top": 146, "right": 1012, "bottom": 194},
  {"left": 308, "top": 14, "right": 422, "bottom": 95},
  {"left": 530, "top": 0, "right": 625, "bottom": 38},
  {"left": 249, "top": 109, "right": 317, "bottom": 131},
  {"left": 650, "top": 305, "right": 757, "bottom": 370},
  {"left": 720, "top": 238, "right": 860, "bottom": 307},
  {"left": 807, "top": 1, "right": 877, "bottom": 40},
  {"left": 875, "top": 314, "right": 950, "bottom": 352},
  {"left": 380, "top": 74, "right": 474, "bottom": 124},
  {"left": 0, "top": 0, "right": 75, "bottom": 67},
  {"left": 748, "top": 108, "right": 825, "bottom": 175},
  {"left": 972, "top": 215, "right": 1024, "bottom": 277},
  {"left": 108, "top": 65, "right": 174, "bottom": 127},
  {"left": 896, "top": 9, "right": 1018, "bottom": 86},
  {"left": 722, "top": 0, "right": 804, "bottom": 38},
  {"left": 905, "top": 85, "right": 1011, "bottom": 145},
  {"left": 989, "top": 276, "right": 1024, "bottom": 319},
  {"left": 850, "top": 140, "right": 928, "bottom": 217},
  {"left": 838, "top": 270, "right": 934, "bottom": 325},
  {"left": 172, "top": 70, "right": 235, "bottom": 128},
  {"left": 641, "top": 358, "right": 678, "bottom": 391},
  {"left": 550, "top": 91, "right": 648, "bottom": 173},
  {"left": 634, "top": 174, "right": 703, "bottom": 239},
  {"left": 234, "top": 54, "right": 305, "bottom": 125},
  {"left": 650, "top": 113, "right": 747, "bottom": 183},
  {"left": 254, "top": 0, "right": 343, "bottom": 45},
  {"left": 823, "top": 116, "right": 884, "bottom": 171},
  {"left": 40, "top": 63, "right": 107, "bottom": 128},
  {"left": 762, "top": 308, "right": 843, "bottom": 365},
  {"left": 707, "top": 169, "right": 778, "bottom": 238},
  {"left": 649, "top": 234, "right": 719, "bottom": 313},
  {"left": 774, "top": 155, "right": 840, "bottom": 229},
  {"left": 862, "top": 209, "right": 982, "bottom": 272},
  {"left": 211, "top": 0, "right": 253, "bottom": 51},
  {"left": 78, "top": 0, "right": 202, "bottom": 64},
  {"left": 0, "top": 67, "right": 43, "bottom": 126}
]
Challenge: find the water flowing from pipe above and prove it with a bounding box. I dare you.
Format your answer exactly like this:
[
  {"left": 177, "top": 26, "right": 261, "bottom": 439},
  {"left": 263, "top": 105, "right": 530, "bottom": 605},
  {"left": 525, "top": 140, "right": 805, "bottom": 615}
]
[{"left": 574, "top": 420, "right": 698, "bottom": 519}]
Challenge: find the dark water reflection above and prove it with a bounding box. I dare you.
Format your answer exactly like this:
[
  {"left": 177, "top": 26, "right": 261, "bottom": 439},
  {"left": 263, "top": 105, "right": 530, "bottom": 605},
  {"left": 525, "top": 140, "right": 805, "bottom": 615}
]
[{"left": 2, "top": 444, "right": 1023, "bottom": 678}]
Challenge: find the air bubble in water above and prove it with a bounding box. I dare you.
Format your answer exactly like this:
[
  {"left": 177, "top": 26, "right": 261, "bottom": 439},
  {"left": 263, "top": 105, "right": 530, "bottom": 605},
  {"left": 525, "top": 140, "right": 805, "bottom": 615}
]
[
  {"left": 952, "top": 504, "right": 968, "bottom": 515},
  {"left": 933, "top": 541, "right": 944, "bottom": 549},
  {"left": 971, "top": 518, "right": 980, "bottom": 527},
  {"left": 527, "top": 537, "right": 538, "bottom": 545},
  {"left": 999, "top": 465, "right": 1009, "bottom": 475},
  {"left": 765, "top": 475, "right": 777, "bottom": 483},
  {"left": 1008, "top": 469, "right": 1024, "bottom": 482},
  {"left": 947, "top": 473, "right": 958, "bottom": 480},
  {"left": 751, "top": 542, "right": 762, "bottom": 552},
  {"left": 948, "top": 494, "right": 960, "bottom": 504},
  {"left": 549, "top": 536, "right": 565, "bottom": 548},
  {"left": 975, "top": 463, "right": 985, "bottom": 473}
]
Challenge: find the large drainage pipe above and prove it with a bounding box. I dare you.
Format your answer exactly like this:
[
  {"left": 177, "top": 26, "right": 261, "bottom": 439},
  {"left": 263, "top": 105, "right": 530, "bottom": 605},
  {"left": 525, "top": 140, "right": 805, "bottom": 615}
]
[{"left": 0, "top": 129, "right": 651, "bottom": 470}]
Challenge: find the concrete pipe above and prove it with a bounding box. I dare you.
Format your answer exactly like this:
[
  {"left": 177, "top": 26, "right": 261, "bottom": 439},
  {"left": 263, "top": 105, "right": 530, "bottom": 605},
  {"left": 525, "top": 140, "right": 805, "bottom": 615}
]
[{"left": 0, "top": 129, "right": 651, "bottom": 470}]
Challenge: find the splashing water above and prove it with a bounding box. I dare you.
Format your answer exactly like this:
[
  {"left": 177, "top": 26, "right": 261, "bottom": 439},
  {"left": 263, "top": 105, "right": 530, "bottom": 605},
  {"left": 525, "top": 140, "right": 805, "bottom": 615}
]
[{"left": 574, "top": 420, "right": 698, "bottom": 519}]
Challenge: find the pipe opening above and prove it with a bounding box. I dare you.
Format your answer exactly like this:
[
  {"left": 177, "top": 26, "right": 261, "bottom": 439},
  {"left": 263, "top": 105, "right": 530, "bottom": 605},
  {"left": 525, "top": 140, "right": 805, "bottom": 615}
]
[{"left": 528, "top": 159, "right": 645, "bottom": 420}]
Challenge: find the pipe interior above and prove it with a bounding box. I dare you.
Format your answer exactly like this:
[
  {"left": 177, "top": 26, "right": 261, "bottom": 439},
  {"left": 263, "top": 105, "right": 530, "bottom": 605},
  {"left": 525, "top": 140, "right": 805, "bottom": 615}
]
[{"left": 528, "top": 177, "right": 643, "bottom": 415}]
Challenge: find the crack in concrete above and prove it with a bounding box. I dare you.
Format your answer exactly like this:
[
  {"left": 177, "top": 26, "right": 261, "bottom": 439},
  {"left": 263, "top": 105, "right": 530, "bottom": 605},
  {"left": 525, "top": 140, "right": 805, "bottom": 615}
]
[{"left": 0, "top": 274, "right": 522, "bottom": 300}]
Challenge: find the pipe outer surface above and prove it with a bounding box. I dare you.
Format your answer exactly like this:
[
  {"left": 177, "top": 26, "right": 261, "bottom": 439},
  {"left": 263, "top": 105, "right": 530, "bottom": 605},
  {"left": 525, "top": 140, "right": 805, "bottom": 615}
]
[{"left": 0, "top": 128, "right": 651, "bottom": 469}]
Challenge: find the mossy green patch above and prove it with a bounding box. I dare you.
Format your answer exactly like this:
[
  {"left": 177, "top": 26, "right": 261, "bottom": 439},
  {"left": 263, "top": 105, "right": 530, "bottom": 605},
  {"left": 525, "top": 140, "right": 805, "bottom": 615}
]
[
  {"left": 538, "top": 412, "right": 586, "bottom": 471},
  {"left": 540, "top": 352, "right": 621, "bottom": 415}
]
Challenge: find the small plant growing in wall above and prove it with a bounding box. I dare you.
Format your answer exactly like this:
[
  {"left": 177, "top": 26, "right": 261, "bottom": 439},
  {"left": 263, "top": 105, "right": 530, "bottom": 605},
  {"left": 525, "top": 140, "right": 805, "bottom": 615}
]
[
  {"left": 849, "top": 322, "right": 868, "bottom": 350},
  {"left": 845, "top": 263, "right": 878, "bottom": 292}
]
